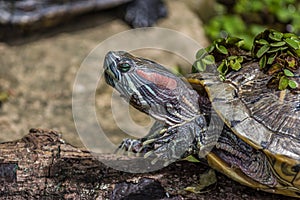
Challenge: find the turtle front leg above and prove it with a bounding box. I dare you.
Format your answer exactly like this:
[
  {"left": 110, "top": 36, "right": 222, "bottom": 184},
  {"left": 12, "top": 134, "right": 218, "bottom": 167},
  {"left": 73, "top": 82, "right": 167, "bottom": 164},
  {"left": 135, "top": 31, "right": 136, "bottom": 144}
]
[
  {"left": 117, "top": 115, "right": 214, "bottom": 167},
  {"left": 116, "top": 121, "right": 165, "bottom": 155}
]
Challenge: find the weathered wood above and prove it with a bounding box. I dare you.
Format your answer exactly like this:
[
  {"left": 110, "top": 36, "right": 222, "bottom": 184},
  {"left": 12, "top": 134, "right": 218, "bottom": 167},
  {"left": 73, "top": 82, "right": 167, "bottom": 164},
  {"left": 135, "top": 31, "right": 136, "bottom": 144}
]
[
  {"left": 0, "top": 129, "right": 191, "bottom": 199},
  {"left": 0, "top": 129, "right": 296, "bottom": 200}
]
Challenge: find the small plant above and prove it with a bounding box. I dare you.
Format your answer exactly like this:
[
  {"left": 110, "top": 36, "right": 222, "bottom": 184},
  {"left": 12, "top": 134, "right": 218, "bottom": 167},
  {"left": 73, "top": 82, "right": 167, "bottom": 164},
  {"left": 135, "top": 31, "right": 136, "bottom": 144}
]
[
  {"left": 193, "top": 36, "right": 248, "bottom": 80},
  {"left": 217, "top": 55, "right": 244, "bottom": 80},
  {"left": 252, "top": 29, "right": 300, "bottom": 90},
  {"left": 194, "top": 30, "right": 300, "bottom": 91}
]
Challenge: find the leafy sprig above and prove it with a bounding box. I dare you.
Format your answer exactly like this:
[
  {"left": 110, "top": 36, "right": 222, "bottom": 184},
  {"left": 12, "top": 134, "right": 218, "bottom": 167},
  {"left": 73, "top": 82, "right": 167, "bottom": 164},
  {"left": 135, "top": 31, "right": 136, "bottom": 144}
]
[
  {"left": 194, "top": 29, "right": 300, "bottom": 91},
  {"left": 252, "top": 29, "right": 300, "bottom": 90},
  {"left": 193, "top": 36, "right": 247, "bottom": 80}
]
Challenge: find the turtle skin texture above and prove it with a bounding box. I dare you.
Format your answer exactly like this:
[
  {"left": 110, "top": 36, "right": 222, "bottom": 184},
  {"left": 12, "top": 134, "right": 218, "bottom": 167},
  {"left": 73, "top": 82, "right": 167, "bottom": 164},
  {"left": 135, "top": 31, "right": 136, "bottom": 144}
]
[{"left": 103, "top": 51, "right": 300, "bottom": 197}]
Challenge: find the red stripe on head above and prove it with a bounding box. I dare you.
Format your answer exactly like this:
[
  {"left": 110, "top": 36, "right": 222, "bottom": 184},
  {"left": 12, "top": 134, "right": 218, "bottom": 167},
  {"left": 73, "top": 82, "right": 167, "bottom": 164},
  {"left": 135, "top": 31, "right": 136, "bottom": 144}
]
[{"left": 136, "top": 69, "right": 177, "bottom": 90}]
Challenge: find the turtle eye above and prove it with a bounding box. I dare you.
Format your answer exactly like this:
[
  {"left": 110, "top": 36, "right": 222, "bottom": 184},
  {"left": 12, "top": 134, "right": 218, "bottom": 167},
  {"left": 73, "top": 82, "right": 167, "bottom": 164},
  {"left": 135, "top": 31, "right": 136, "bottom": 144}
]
[{"left": 117, "top": 60, "right": 131, "bottom": 73}]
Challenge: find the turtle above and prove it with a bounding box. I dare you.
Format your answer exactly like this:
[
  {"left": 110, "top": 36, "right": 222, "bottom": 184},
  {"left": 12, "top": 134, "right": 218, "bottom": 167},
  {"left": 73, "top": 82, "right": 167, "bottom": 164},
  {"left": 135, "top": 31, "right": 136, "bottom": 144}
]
[
  {"left": 0, "top": 0, "right": 167, "bottom": 36},
  {"left": 103, "top": 50, "right": 300, "bottom": 197}
]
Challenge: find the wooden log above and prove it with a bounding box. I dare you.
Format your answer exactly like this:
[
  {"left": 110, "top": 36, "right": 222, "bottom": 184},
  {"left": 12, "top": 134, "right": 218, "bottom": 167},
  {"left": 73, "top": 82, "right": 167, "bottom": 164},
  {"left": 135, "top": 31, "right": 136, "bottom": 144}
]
[{"left": 0, "top": 129, "right": 294, "bottom": 199}]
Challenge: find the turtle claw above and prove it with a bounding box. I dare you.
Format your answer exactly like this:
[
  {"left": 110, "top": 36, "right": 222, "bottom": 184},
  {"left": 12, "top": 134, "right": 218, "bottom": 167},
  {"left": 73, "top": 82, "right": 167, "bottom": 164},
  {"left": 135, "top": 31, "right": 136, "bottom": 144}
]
[
  {"left": 116, "top": 136, "right": 173, "bottom": 166},
  {"left": 116, "top": 138, "right": 154, "bottom": 156},
  {"left": 116, "top": 139, "right": 138, "bottom": 155}
]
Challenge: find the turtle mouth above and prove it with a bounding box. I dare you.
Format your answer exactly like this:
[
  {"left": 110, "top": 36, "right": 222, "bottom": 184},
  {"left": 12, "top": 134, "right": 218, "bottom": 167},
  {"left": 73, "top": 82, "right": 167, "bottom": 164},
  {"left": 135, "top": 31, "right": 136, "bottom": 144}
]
[
  {"left": 104, "top": 70, "right": 116, "bottom": 87},
  {"left": 103, "top": 51, "right": 122, "bottom": 87}
]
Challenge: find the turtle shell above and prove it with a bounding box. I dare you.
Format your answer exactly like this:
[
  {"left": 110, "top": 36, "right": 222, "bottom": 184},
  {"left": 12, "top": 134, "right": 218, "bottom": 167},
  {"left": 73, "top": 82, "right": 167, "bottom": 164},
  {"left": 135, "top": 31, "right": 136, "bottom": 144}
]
[
  {"left": 188, "top": 62, "right": 300, "bottom": 196},
  {"left": 0, "top": 0, "right": 132, "bottom": 26}
]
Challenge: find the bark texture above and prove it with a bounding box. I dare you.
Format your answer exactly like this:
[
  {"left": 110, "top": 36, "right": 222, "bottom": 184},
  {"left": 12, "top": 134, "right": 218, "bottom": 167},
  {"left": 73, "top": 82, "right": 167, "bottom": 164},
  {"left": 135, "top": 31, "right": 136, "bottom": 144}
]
[{"left": 0, "top": 129, "right": 296, "bottom": 200}]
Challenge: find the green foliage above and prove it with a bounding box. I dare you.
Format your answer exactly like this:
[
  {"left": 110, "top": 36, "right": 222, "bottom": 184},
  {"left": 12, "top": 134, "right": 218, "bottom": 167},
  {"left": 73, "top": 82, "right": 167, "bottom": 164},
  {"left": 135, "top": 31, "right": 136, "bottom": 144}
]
[
  {"left": 193, "top": 49, "right": 215, "bottom": 72},
  {"left": 217, "top": 55, "right": 243, "bottom": 80},
  {"left": 234, "top": 0, "right": 299, "bottom": 26},
  {"left": 204, "top": 0, "right": 300, "bottom": 51},
  {"left": 194, "top": 29, "right": 300, "bottom": 91},
  {"left": 193, "top": 36, "right": 246, "bottom": 80},
  {"left": 252, "top": 29, "right": 300, "bottom": 90},
  {"left": 183, "top": 155, "right": 201, "bottom": 163}
]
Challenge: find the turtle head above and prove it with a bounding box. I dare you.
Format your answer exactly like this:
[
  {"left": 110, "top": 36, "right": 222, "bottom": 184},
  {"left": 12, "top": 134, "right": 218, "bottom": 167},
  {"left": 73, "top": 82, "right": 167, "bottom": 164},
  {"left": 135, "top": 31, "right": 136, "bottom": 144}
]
[{"left": 104, "top": 51, "right": 200, "bottom": 126}]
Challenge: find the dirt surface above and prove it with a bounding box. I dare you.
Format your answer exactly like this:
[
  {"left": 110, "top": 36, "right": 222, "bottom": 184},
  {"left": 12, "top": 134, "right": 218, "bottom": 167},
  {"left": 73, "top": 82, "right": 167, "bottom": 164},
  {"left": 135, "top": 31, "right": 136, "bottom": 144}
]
[{"left": 0, "top": 0, "right": 298, "bottom": 199}]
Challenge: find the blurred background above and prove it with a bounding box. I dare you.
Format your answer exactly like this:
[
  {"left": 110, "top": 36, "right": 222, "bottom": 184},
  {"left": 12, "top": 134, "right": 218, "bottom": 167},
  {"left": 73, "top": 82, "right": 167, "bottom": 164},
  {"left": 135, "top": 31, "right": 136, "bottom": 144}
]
[{"left": 0, "top": 0, "right": 299, "bottom": 148}]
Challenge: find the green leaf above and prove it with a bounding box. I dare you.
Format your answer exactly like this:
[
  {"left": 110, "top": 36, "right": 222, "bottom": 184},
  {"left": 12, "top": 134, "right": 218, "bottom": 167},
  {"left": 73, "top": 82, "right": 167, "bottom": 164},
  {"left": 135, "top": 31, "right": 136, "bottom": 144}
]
[
  {"left": 259, "top": 55, "right": 267, "bottom": 69},
  {"left": 236, "top": 56, "right": 243, "bottom": 63},
  {"left": 219, "top": 74, "right": 225, "bottom": 81},
  {"left": 226, "top": 37, "right": 242, "bottom": 45},
  {"left": 283, "top": 33, "right": 297, "bottom": 38},
  {"left": 194, "top": 60, "right": 206, "bottom": 72},
  {"left": 256, "top": 44, "right": 270, "bottom": 58},
  {"left": 279, "top": 76, "right": 289, "bottom": 90},
  {"left": 273, "top": 31, "right": 284, "bottom": 40},
  {"left": 205, "top": 45, "right": 215, "bottom": 53},
  {"left": 183, "top": 155, "right": 200, "bottom": 163},
  {"left": 296, "top": 49, "right": 300, "bottom": 57},
  {"left": 231, "top": 61, "right": 241, "bottom": 71},
  {"left": 267, "top": 47, "right": 280, "bottom": 53},
  {"left": 267, "top": 53, "right": 277, "bottom": 64},
  {"left": 270, "top": 41, "right": 286, "bottom": 47},
  {"left": 227, "top": 56, "right": 237, "bottom": 60},
  {"left": 196, "top": 48, "right": 207, "bottom": 59},
  {"left": 280, "top": 46, "right": 289, "bottom": 51},
  {"left": 284, "top": 69, "right": 294, "bottom": 77},
  {"left": 216, "top": 44, "right": 228, "bottom": 54},
  {"left": 256, "top": 39, "right": 269, "bottom": 45},
  {"left": 269, "top": 31, "right": 283, "bottom": 41},
  {"left": 236, "top": 39, "right": 245, "bottom": 48},
  {"left": 217, "top": 61, "right": 228, "bottom": 75},
  {"left": 267, "top": 46, "right": 287, "bottom": 53},
  {"left": 286, "top": 57, "right": 297, "bottom": 69},
  {"left": 215, "top": 38, "right": 223, "bottom": 43},
  {"left": 285, "top": 38, "right": 300, "bottom": 49},
  {"left": 202, "top": 55, "right": 215, "bottom": 65},
  {"left": 288, "top": 80, "right": 298, "bottom": 89}
]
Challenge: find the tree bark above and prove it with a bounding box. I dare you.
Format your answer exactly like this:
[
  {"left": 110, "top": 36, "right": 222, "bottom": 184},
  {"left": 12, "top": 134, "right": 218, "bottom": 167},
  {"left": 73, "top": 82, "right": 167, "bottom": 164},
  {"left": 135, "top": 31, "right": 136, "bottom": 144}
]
[{"left": 0, "top": 129, "right": 295, "bottom": 200}]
